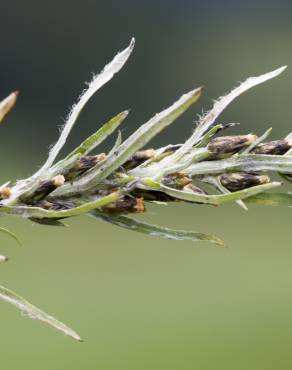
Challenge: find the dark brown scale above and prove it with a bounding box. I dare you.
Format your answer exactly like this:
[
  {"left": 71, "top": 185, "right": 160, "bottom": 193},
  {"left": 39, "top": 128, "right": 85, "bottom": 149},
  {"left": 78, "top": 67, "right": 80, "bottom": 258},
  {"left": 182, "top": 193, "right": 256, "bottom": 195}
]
[
  {"left": 101, "top": 195, "right": 145, "bottom": 214},
  {"left": 65, "top": 154, "right": 106, "bottom": 181},
  {"left": 123, "top": 149, "right": 156, "bottom": 169},
  {"left": 30, "top": 175, "right": 65, "bottom": 202},
  {"left": 220, "top": 172, "right": 270, "bottom": 192},
  {"left": 162, "top": 173, "right": 192, "bottom": 189},
  {"left": 131, "top": 189, "right": 175, "bottom": 202}
]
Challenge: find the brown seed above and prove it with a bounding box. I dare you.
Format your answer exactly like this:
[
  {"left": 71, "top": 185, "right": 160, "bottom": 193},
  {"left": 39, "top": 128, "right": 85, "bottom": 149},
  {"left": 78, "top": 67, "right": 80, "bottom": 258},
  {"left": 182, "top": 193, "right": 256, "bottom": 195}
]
[
  {"left": 253, "top": 139, "right": 292, "bottom": 155},
  {"left": 220, "top": 172, "right": 270, "bottom": 192},
  {"left": 208, "top": 134, "right": 257, "bottom": 155}
]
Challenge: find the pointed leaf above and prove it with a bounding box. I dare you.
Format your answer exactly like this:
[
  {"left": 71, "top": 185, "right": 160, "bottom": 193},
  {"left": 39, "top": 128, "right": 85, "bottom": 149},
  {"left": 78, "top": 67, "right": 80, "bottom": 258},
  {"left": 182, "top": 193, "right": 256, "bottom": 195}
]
[
  {"left": 66, "top": 110, "right": 129, "bottom": 159},
  {"left": 36, "top": 38, "right": 135, "bottom": 175}
]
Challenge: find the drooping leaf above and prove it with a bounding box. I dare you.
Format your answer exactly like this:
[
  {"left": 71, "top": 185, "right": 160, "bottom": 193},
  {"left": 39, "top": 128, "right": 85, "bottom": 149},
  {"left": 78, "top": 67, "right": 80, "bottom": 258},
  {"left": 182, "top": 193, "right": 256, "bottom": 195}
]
[{"left": 91, "top": 211, "right": 224, "bottom": 246}]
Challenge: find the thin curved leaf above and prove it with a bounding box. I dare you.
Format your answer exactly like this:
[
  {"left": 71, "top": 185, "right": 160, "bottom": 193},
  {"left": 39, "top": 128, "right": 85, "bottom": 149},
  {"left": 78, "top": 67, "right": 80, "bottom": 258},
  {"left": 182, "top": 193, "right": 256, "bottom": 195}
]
[
  {"left": 0, "top": 226, "right": 20, "bottom": 246},
  {"left": 0, "top": 285, "right": 81, "bottom": 341},
  {"left": 0, "top": 192, "right": 120, "bottom": 219},
  {"left": 141, "top": 179, "right": 281, "bottom": 205}
]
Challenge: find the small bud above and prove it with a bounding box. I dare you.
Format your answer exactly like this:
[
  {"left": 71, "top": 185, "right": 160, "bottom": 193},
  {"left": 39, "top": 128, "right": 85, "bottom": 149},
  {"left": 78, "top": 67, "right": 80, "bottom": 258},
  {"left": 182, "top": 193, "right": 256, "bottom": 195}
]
[
  {"left": 132, "top": 149, "right": 156, "bottom": 162},
  {"left": 163, "top": 173, "right": 192, "bottom": 189},
  {"left": 0, "top": 187, "right": 12, "bottom": 199},
  {"left": 183, "top": 183, "right": 207, "bottom": 194},
  {"left": 31, "top": 175, "right": 65, "bottom": 201},
  {"left": 52, "top": 175, "right": 65, "bottom": 187},
  {"left": 0, "top": 91, "right": 18, "bottom": 123},
  {"left": 124, "top": 149, "right": 156, "bottom": 169},
  {"left": 102, "top": 196, "right": 145, "bottom": 214},
  {"left": 220, "top": 172, "right": 270, "bottom": 192},
  {"left": 208, "top": 134, "right": 257, "bottom": 155},
  {"left": 65, "top": 154, "right": 106, "bottom": 180},
  {"left": 253, "top": 139, "right": 292, "bottom": 155},
  {"left": 0, "top": 255, "right": 8, "bottom": 263}
]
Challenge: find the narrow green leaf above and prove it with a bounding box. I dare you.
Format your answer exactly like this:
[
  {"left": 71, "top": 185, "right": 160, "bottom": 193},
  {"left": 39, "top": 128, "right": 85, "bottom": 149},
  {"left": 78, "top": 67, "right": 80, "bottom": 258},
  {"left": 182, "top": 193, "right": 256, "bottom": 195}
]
[
  {"left": 66, "top": 110, "right": 128, "bottom": 159},
  {"left": 194, "top": 124, "right": 224, "bottom": 148},
  {"left": 91, "top": 211, "right": 224, "bottom": 246},
  {"left": 0, "top": 285, "right": 81, "bottom": 341}
]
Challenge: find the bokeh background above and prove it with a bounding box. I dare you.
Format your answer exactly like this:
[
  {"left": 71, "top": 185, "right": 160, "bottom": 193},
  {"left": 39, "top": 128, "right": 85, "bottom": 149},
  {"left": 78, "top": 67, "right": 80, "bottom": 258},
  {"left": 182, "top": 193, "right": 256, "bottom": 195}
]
[{"left": 1, "top": 1, "right": 292, "bottom": 369}]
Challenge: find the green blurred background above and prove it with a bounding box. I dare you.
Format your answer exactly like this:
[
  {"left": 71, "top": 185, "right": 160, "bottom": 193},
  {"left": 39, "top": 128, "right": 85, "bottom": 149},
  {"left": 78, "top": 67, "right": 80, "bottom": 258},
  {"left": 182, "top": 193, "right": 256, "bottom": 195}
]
[{"left": 1, "top": 1, "right": 292, "bottom": 369}]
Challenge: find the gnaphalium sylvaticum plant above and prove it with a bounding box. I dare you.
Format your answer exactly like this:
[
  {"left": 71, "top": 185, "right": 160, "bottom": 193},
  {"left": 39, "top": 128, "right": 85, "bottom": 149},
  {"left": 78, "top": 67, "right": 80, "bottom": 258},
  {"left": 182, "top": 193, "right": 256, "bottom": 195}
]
[{"left": 0, "top": 38, "right": 292, "bottom": 341}]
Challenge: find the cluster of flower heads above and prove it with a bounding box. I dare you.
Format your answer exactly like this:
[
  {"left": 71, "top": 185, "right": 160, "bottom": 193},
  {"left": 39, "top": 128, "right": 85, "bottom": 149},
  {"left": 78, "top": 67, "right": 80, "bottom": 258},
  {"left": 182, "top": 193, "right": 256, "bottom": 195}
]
[{"left": 0, "top": 39, "right": 291, "bottom": 340}]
